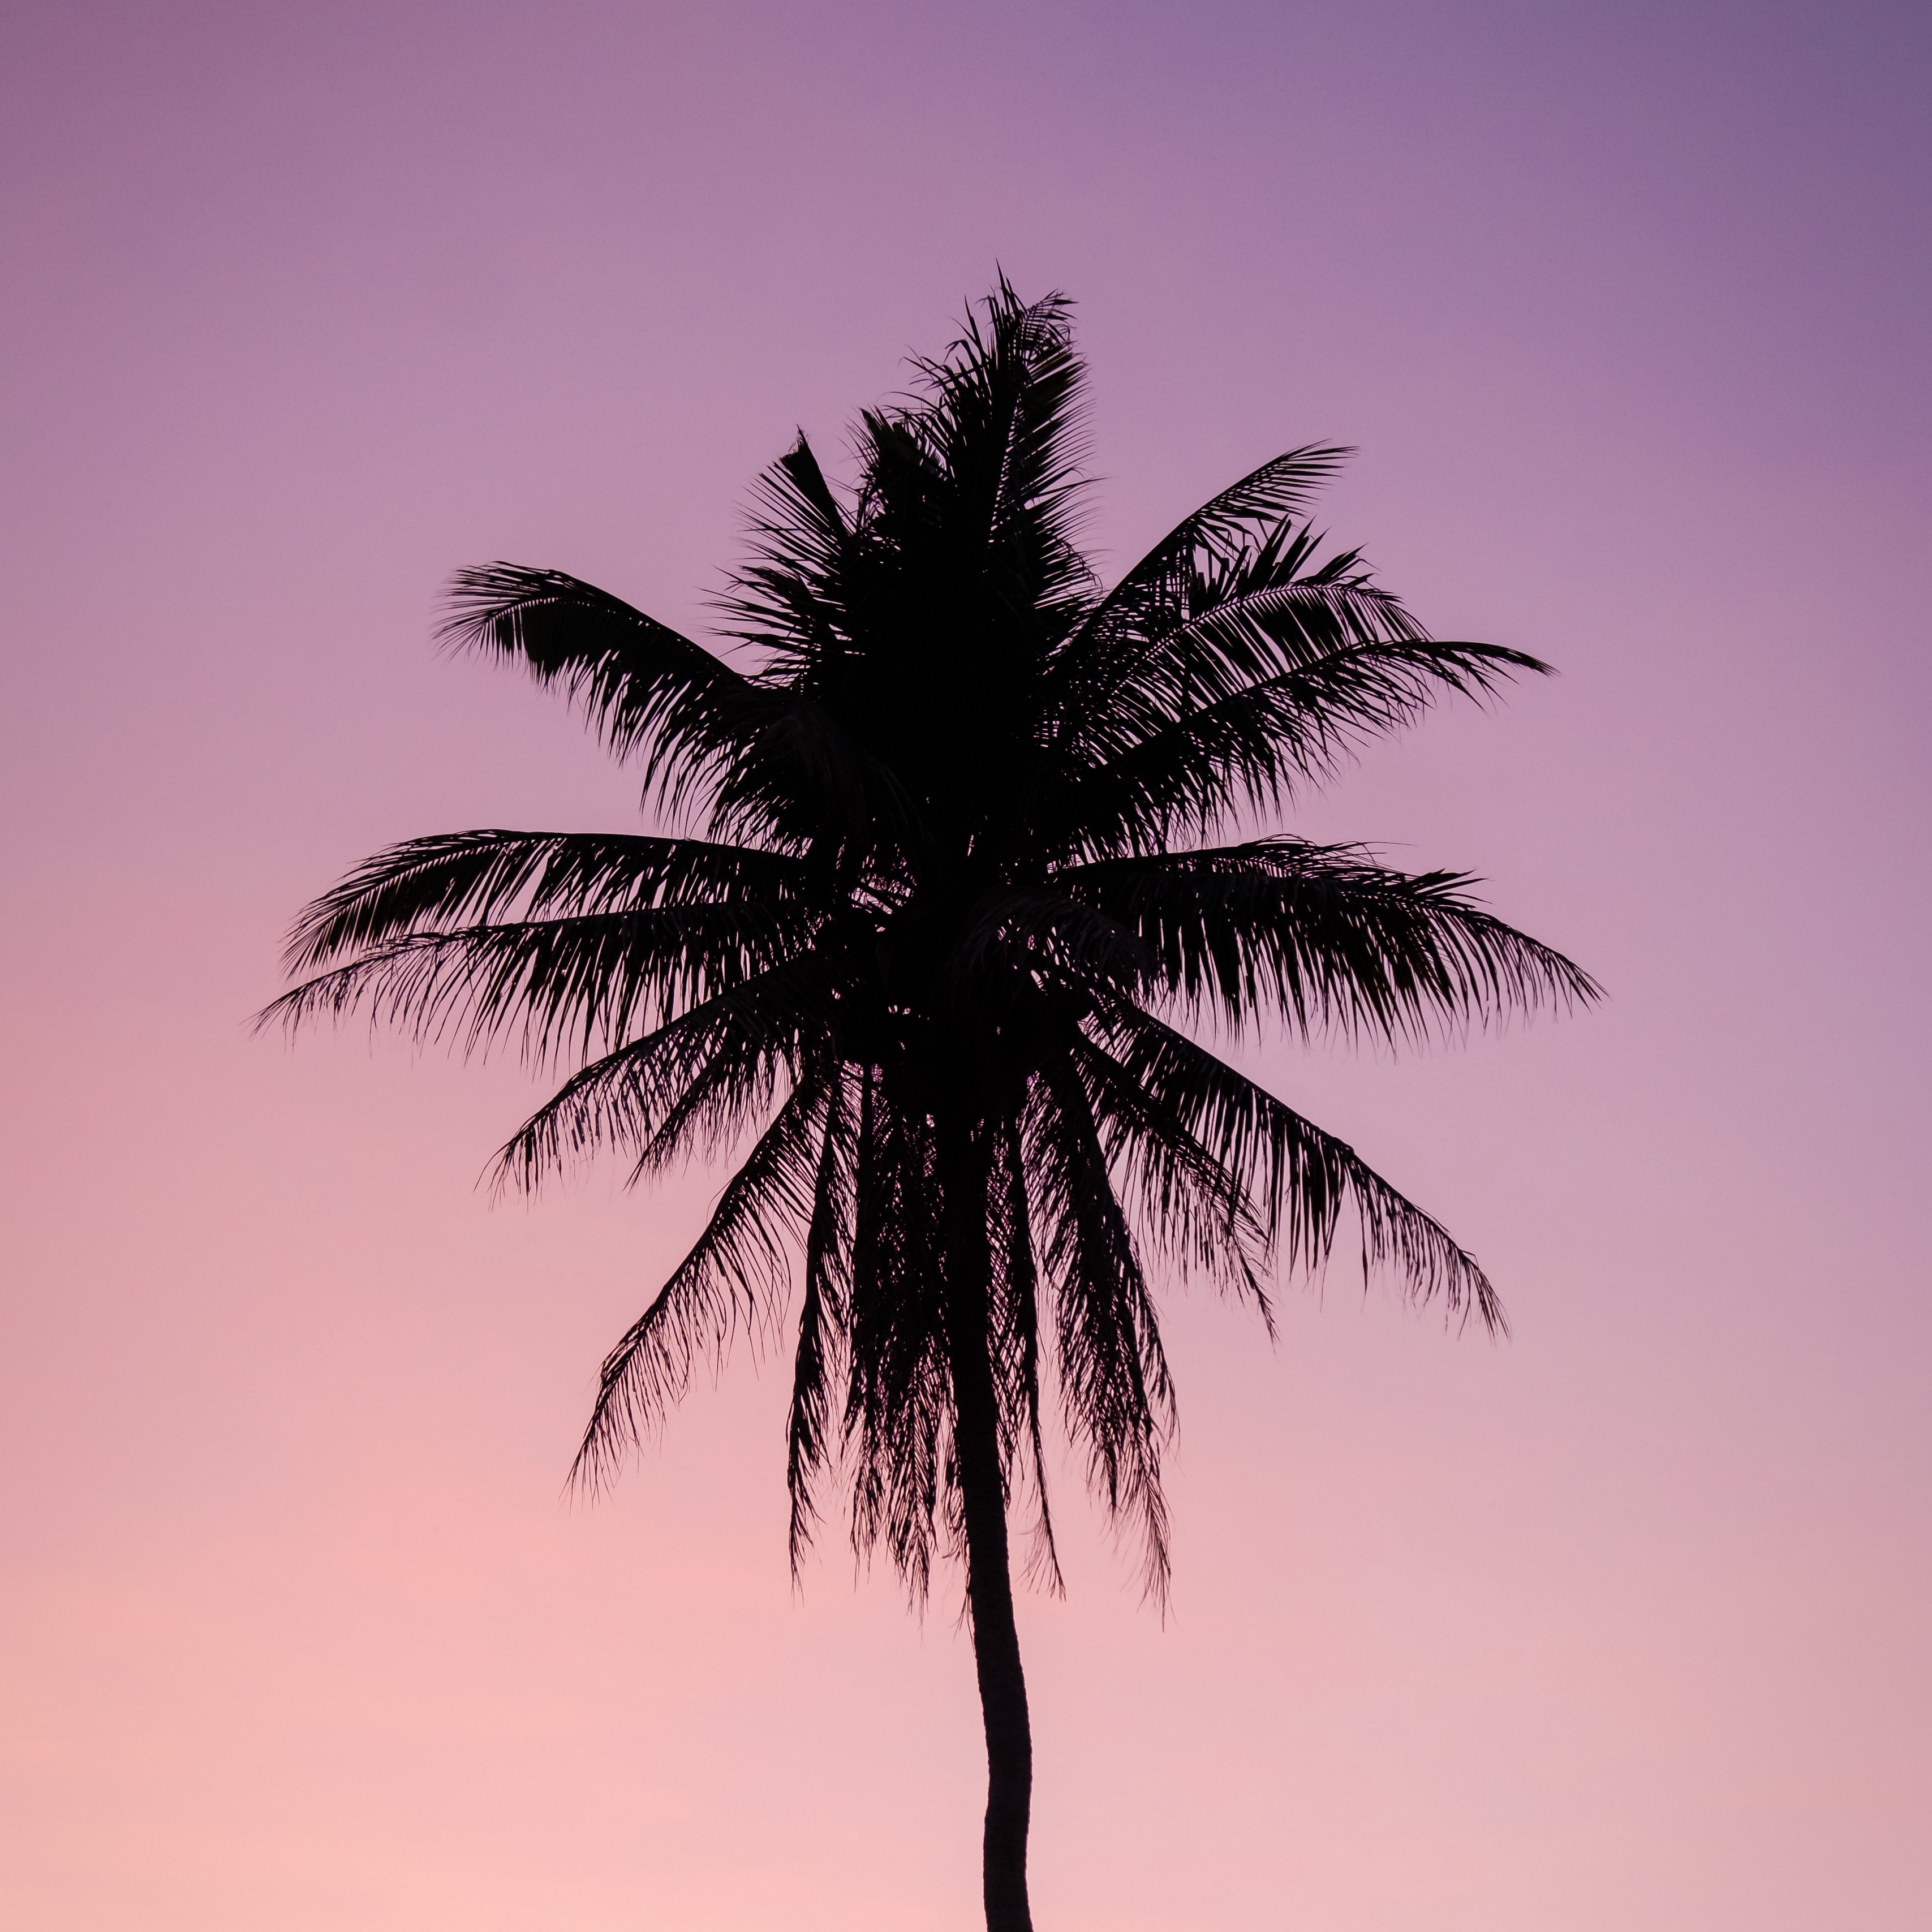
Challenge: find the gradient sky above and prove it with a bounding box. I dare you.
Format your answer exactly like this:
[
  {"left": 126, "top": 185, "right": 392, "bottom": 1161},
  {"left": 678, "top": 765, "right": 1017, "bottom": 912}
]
[{"left": 4, "top": 3, "right": 1929, "bottom": 1927}]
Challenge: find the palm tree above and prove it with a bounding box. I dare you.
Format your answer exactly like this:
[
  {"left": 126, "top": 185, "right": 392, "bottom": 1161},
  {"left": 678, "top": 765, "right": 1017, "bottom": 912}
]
[{"left": 264, "top": 282, "right": 1596, "bottom": 1932}]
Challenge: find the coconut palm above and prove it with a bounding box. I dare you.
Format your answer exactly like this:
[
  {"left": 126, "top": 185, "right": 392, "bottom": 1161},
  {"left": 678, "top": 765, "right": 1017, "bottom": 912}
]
[{"left": 264, "top": 282, "right": 1596, "bottom": 1932}]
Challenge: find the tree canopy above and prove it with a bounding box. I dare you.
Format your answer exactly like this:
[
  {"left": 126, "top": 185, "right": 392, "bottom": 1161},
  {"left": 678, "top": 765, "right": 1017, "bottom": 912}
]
[{"left": 265, "top": 280, "right": 1597, "bottom": 1931}]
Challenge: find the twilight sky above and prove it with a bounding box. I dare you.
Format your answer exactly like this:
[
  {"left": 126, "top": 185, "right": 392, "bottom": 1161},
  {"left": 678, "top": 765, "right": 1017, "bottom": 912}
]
[{"left": 3, "top": 3, "right": 1929, "bottom": 1927}]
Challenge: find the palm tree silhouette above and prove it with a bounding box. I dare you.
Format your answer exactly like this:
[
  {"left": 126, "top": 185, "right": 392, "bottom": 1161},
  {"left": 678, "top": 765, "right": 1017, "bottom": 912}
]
[{"left": 265, "top": 282, "right": 1596, "bottom": 1931}]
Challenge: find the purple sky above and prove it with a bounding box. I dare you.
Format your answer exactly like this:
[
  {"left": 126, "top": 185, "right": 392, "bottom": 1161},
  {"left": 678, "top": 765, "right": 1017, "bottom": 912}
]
[{"left": 4, "top": 3, "right": 1929, "bottom": 1927}]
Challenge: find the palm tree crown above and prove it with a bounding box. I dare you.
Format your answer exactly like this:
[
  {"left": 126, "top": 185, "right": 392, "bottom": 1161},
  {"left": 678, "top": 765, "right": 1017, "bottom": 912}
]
[{"left": 266, "top": 282, "right": 1596, "bottom": 1932}]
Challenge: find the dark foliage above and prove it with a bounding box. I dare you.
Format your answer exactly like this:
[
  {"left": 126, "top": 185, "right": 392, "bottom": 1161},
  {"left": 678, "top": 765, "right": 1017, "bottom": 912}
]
[
  {"left": 266, "top": 279, "right": 1595, "bottom": 1597},
  {"left": 264, "top": 280, "right": 1595, "bottom": 1931}
]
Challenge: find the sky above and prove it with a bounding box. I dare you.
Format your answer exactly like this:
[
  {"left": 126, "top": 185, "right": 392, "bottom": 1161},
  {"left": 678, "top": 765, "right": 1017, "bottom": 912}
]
[{"left": 3, "top": 1, "right": 1929, "bottom": 1927}]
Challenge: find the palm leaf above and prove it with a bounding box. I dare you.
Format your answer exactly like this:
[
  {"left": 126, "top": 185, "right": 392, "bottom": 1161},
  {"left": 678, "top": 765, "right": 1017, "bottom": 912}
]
[
  {"left": 1085, "top": 1000, "right": 1504, "bottom": 1331},
  {"left": 992, "top": 1116, "right": 1063, "bottom": 1595},
  {"left": 1024, "top": 1052, "right": 1174, "bottom": 1602},
  {"left": 788, "top": 1066, "right": 854, "bottom": 1573},
  {"left": 572, "top": 1065, "right": 834, "bottom": 1488},
  {"left": 490, "top": 954, "right": 833, "bottom": 1187},
  {"left": 1043, "top": 444, "right": 1353, "bottom": 738},
  {"left": 1064, "top": 1029, "right": 1273, "bottom": 1319},
  {"left": 261, "top": 903, "right": 814, "bottom": 1069},
  {"left": 1045, "top": 636, "right": 1548, "bottom": 856},
  {"left": 1057, "top": 837, "right": 1599, "bottom": 1039},
  {"left": 844, "top": 1074, "right": 952, "bottom": 1602},
  {"left": 281, "top": 829, "right": 812, "bottom": 972},
  {"left": 441, "top": 565, "right": 777, "bottom": 823}
]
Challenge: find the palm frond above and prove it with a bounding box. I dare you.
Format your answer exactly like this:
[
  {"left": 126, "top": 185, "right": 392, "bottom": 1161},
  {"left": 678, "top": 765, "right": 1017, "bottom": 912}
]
[
  {"left": 788, "top": 1066, "right": 854, "bottom": 1574},
  {"left": 992, "top": 1116, "right": 1063, "bottom": 1595},
  {"left": 1053, "top": 540, "right": 1429, "bottom": 773},
  {"left": 279, "top": 829, "right": 811, "bottom": 973},
  {"left": 1086, "top": 1001, "right": 1505, "bottom": 1331},
  {"left": 572, "top": 1065, "right": 834, "bottom": 1488},
  {"left": 1046, "top": 636, "right": 1548, "bottom": 857},
  {"left": 844, "top": 1075, "right": 953, "bottom": 1603},
  {"left": 902, "top": 278, "right": 1095, "bottom": 626},
  {"left": 1065, "top": 1030, "right": 1274, "bottom": 1320},
  {"left": 1072, "top": 444, "right": 1350, "bottom": 627},
  {"left": 1044, "top": 444, "right": 1353, "bottom": 735},
  {"left": 441, "top": 565, "right": 777, "bottom": 823},
  {"left": 1056, "top": 837, "right": 1600, "bottom": 1040},
  {"left": 491, "top": 954, "right": 833, "bottom": 1188},
  {"left": 725, "top": 434, "right": 859, "bottom": 686},
  {"left": 1025, "top": 1053, "right": 1175, "bottom": 1604},
  {"left": 260, "top": 903, "right": 814, "bottom": 1070}
]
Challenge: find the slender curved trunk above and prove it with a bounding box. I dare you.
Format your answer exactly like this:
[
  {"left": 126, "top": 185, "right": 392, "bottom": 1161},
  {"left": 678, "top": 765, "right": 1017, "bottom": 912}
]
[
  {"left": 941, "top": 1113, "right": 1035, "bottom": 1932},
  {"left": 956, "top": 1346, "right": 1034, "bottom": 1931}
]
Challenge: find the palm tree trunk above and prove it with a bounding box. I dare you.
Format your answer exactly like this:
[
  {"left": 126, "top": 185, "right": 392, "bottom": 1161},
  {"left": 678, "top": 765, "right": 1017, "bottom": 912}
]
[
  {"left": 941, "top": 1115, "right": 1035, "bottom": 1932},
  {"left": 956, "top": 1350, "right": 1034, "bottom": 1931}
]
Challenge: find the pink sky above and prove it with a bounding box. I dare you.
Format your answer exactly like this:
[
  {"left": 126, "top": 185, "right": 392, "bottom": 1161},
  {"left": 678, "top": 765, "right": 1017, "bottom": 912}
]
[{"left": 3, "top": 2, "right": 1928, "bottom": 1926}]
